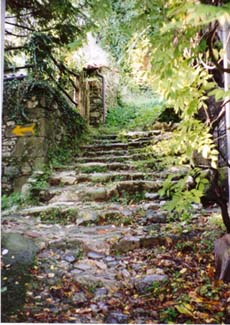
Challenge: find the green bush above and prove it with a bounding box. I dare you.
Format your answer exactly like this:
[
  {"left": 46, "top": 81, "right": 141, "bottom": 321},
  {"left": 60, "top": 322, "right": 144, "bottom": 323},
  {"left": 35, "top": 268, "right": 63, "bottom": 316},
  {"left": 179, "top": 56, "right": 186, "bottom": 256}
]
[
  {"left": 2, "top": 193, "right": 24, "bottom": 210},
  {"left": 106, "top": 101, "right": 163, "bottom": 132}
]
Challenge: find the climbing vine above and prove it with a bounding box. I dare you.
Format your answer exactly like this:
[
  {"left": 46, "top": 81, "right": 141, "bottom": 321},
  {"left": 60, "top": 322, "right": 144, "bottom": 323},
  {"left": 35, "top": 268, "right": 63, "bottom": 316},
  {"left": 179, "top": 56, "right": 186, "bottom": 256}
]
[{"left": 3, "top": 79, "right": 86, "bottom": 136}]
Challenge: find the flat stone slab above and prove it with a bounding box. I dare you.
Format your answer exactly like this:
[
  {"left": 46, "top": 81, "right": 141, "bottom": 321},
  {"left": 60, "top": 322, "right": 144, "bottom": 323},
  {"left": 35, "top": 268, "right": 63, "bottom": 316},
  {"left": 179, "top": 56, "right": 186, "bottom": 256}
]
[
  {"left": 88, "top": 252, "right": 105, "bottom": 260},
  {"left": 145, "top": 192, "right": 160, "bottom": 200},
  {"left": 1, "top": 233, "right": 40, "bottom": 316},
  {"left": 134, "top": 274, "right": 168, "bottom": 293},
  {"left": 76, "top": 152, "right": 153, "bottom": 163},
  {"left": 71, "top": 259, "right": 119, "bottom": 291},
  {"left": 75, "top": 171, "right": 154, "bottom": 183},
  {"left": 105, "top": 312, "right": 129, "bottom": 324},
  {"left": 113, "top": 236, "right": 140, "bottom": 253},
  {"left": 124, "top": 130, "right": 161, "bottom": 138},
  {"left": 2, "top": 232, "right": 39, "bottom": 266},
  {"left": 76, "top": 162, "right": 132, "bottom": 171},
  {"left": 145, "top": 209, "right": 167, "bottom": 223}
]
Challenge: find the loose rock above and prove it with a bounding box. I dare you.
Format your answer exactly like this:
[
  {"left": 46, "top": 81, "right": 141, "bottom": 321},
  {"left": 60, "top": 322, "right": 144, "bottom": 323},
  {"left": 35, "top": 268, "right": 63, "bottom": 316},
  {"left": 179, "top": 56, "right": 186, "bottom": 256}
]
[
  {"left": 105, "top": 312, "right": 129, "bottom": 324},
  {"left": 134, "top": 274, "right": 168, "bottom": 293}
]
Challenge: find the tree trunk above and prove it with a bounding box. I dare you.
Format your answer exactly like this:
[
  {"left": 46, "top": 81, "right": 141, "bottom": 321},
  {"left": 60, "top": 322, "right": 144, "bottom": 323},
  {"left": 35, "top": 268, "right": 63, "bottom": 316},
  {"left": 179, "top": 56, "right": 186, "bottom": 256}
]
[
  {"left": 0, "top": 1, "right": 5, "bottom": 198},
  {"left": 222, "top": 21, "right": 230, "bottom": 221}
]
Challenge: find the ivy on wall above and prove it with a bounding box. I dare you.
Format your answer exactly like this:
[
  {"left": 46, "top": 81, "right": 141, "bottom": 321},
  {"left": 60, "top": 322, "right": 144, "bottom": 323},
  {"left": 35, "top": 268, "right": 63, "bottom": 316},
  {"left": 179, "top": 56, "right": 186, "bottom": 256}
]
[{"left": 3, "top": 79, "right": 86, "bottom": 137}]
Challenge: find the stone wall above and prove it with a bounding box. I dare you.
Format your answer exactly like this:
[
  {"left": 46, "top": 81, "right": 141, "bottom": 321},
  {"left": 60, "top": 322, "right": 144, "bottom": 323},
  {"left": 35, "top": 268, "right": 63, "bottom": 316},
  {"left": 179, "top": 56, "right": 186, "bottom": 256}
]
[
  {"left": 88, "top": 77, "right": 104, "bottom": 125},
  {"left": 77, "top": 66, "right": 119, "bottom": 126},
  {"left": 2, "top": 81, "right": 85, "bottom": 194}
]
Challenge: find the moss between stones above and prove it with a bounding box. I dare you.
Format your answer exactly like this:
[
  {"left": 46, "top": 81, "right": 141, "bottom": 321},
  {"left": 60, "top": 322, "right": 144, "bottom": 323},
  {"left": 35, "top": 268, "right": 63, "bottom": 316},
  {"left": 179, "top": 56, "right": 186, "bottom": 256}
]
[{"left": 38, "top": 208, "right": 78, "bottom": 224}]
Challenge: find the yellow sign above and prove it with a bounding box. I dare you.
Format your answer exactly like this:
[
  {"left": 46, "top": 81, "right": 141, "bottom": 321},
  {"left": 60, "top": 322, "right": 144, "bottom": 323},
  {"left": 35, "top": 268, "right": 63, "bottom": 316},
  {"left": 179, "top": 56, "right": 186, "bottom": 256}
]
[{"left": 12, "top": 123, "right": 36, "bottom": 137}]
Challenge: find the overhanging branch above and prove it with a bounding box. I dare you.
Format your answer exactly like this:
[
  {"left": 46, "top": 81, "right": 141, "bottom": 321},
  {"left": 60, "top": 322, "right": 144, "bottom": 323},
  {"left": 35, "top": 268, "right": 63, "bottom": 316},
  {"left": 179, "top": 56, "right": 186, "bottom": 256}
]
[
  {"left": 48, "top": 72, "right": 78, "bottom": 107},
  {"left": 207, "top": 23, "right": 230, "bottom": 73}
]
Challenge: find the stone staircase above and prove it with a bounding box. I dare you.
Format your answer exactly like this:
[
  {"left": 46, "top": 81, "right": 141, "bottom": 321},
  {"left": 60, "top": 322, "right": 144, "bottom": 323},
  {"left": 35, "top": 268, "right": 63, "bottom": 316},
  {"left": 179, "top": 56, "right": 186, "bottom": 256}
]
[{"left": 2, "top": 127, "right": 195, "bottom": 323}]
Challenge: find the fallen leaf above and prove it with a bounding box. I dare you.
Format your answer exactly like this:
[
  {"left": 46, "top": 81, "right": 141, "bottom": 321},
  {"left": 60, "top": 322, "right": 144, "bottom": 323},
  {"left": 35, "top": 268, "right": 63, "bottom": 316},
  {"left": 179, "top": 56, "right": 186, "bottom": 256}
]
[
  {"left": 180, "top": 268, "right": 187, "bottom": 274},
  {"left": 48, "top": 273, "right": 55, "bottom": 278},
  {"left": 194, "top": 311, "right": 212, "bottom": 321},
  {"left": 175, "top": 303, "right": 194, "bottom": 317},
  {"left": 75, "top": 308, "right": 92, "bottom": 314}
]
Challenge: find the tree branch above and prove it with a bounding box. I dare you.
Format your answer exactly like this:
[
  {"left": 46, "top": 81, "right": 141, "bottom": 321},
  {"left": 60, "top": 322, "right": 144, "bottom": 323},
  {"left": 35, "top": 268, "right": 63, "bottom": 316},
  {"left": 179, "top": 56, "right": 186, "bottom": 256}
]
[
  {"left": 4, "top": 64, "right": 34, "bottom": 72},
  {"left": 218, "top": 148, "right": 230, "bottom": 168},
  {"left": 207, "top": 23, "right": 230, "bottom": 73},
  {"left": 50, "top": 54, "right": 79, "bottom": 78},
  {"left": 5, "top": 30, "right": 28, "bottom": 37},
  {"left": 6, "top": 11, "right": 34, "bottom": 19},
  {"left": 5, "top": 45, "right": 26, "bottom": 51},
  {"left": 210, "top": 98, "right": 230, "bottom": 131},
  {"left": 47, "top": 72, "right": 78, "bottom": 107},
  {"left": 5, "top": 21, "right": 36, "bottom": 32}
]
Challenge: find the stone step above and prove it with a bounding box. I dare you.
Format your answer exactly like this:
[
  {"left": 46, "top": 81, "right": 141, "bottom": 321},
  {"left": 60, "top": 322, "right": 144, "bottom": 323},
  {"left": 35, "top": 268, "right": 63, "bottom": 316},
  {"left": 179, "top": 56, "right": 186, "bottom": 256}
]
[
  {"left": 13, "top": 200, "right": 165, "bottom": 219},
  {"left": 122, "top": 130, "right": 161, "bottom": 138},
  {"left": 94, "top": 129, "right": 162, "bottom": 141},
  {"left": 49, "top": 170, "right": 167, "bottom": 187},
  {"left": 75, "top": 162, "right": 134, "bottom": 172},
  {"left": 51, "top": 165, "right": 188, "bottom": 180},
  {"left": 78, "top": 134, "right": 170, "bottom": 157},
  {"left": 92, "top": 134, "right": 159, "bottom": 145},
  {"left": 80, "top": 138, "right": 155, "bottom": 152},
  {"left": 93, "top": 138, "right": 123, "bottom": 145},
  {"left": 76, "top": 152, "right": 155, "bottom": 164},
  {"left": 95, "top": 134, "right": 118, "bottom": 140},
  {"left": 112, "top": 233, "right": 182, "bottom": 254},
  {"left": 79, "top": 149, "right": 130, "bottom": 158},
  {"left": 10, "top": 201, "right": 168, "bottom": 228},
  {"left": 49, "top": 171, "right": 153, "bottom": 186},
  {"left": 75, "top": 171, "right": 155, "bottom": 184},
  {"left": 48, "top": 180, "right": 162, "bottom": 204},
  {"left": 1, "top": 214, "right": 184, "bottom": 257}
]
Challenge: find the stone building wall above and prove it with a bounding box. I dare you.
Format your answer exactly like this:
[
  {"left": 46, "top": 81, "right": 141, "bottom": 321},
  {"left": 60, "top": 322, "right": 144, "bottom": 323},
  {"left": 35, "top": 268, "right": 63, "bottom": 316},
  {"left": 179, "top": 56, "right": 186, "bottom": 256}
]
[
  {"left": 88, "top": 77, "right": 104, "bottom": 125},
  {"left": 2, "top": 82, "right": 84, "bottom": 194},
  {"left": 77, "top": 66, "right": 119, "bottom": 126}
]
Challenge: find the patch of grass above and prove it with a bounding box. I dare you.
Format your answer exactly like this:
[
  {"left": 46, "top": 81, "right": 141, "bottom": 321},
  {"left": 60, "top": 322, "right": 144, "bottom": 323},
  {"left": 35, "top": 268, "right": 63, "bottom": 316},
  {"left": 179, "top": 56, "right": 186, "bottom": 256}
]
[
  {"left": 74, "top": 248, "right": 84, "bottom": 260},
  {"left": 48, "top": 129, "right": 92, "bottom": 168},
  {"left": 99, "top": 212, "right": 133, "bottom": 226},
  {"left": 105, "top": 105, "right": 138, "bottom": 131},
  {"left": 110, "top": 190, "right": 146, "bottom": 205},
  {"left": 200, "top": 228, "right": 224, "bottom": 254},
  {"left": 49, "top": 148, "right": 73, "bottom": 168},
  {"left": 160, "top": 307, "right": 178, "bottom": 323},
  {"left": 103, "top": 91, "right": 164, "bottom": 133},
  {"left": 38, "top": 208, "right": 77, "bottom": 224},
  {"left": 208, "top": 213, "right": 226, "bottom": 231},
  {"left": 133, "top": 158, "right": 163, "bottom": 172},
  {"left": 112, "top": 175, "right": 127, "bottom": 182},
  {"left": 175, "top": 241, "right": 196, "bottom": 253},
  {"left": 1, "top": 192, "right": 25, "bottom": 210},
  {"left": 27, "top": 167, "right": 52, "bottom": 204},
  {"left": 129, "top": 105, "right": 163, "bottom": 130}
]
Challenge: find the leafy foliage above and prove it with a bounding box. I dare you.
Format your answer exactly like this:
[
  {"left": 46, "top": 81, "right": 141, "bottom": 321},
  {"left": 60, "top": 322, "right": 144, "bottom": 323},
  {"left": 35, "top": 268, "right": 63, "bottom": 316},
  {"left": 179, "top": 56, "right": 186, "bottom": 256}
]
[
  {"left": 1, "top": 192, "right": 25, "bottom": 210},
  {"left": 5, "top": 0, "right": 112, "bottom": 103},
  {"left": 159, "top": 171, "right": 210, "bottom": 220},
  {"left": 100, "top": 0, "right": 230, "bottom": 230},
  {"left": 105, "top": 91, "right": 163, "bottom": 132}
]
